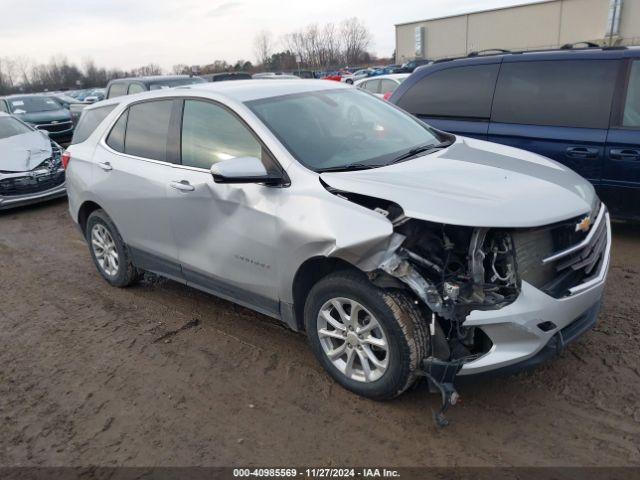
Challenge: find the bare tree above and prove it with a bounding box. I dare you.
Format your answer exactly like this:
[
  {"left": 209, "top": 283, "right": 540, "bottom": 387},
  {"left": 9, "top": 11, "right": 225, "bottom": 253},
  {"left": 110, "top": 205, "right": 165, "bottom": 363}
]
[
  {"left": 341, "top": 17, "right": 371, "bottom": 66},
  {"left": 132, "top": 63, "right": 163, "bottom": 76},
  {"left": 172, "top": 64, "right": 190, "bottom": 75},
  {"left": 253, "top": 30, "right": 273, "bottom": 67}
]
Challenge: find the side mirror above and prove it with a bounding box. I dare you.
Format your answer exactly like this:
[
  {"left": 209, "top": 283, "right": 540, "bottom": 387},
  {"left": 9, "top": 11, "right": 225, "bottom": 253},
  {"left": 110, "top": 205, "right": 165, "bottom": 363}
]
[
  {"left": 39, "top": 129, "right": 50, "bottom": 138},
  {"left": 210, "top": 156, "right": 283, "bottom": 185}
]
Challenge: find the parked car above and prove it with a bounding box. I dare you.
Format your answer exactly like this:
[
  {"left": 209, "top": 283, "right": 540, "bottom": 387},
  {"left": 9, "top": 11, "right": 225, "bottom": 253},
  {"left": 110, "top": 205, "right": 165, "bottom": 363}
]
[
  {"left": 355, "top": 74, "right": 410, "bottom": 100},
  {"left": 45, "top": 93, "right": 83, "bottom": 109},
  {"left": 105, "top": 75, "right": 206, "bottom": 100},
  {"left": 397, "top": 58, "right": 432, "bottom": 73},
  {"left": 341, "top": 69, "right": 373, "bottom": 84},
  {"left": 64, "top": 80, "right": 609, "bottom": 416},
  {"left": 254, "top": 74, "right": 300, "bottom": 80},
  {"left": 0, "top": 112, "right": 65, "bottom": 210},
  {"left": 202, "top": 72, "right": 252, "bottom": 82},
  {"left": 292, "top": 70, "right": 316, "bottom": 79},
  {"left": 0, "top": 94, "right": 74, "bottom": 144},
  {"left": 390, "top": 44, "right": 640, "bottom": 221},
  {"left": 83, "top": 88, "right": 106, "bottom": 103},
  {"left": 321, "top": 71, "right": 342, "bottom": 82},
  {"left": 252, "top": 72, "right": 287, "bottom": 79}
]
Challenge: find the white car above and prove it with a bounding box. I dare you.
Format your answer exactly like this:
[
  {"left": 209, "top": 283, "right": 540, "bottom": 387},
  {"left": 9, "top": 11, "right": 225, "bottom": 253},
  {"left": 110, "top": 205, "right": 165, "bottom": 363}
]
[
  {"left": 0, "top": 112, "right": 65, "bottom": 210},
  {"left": 341, "top": 69, "right": 373, "bottom": 84},
  {"left": 355, "top": 74, "right": 410, "bottom": 100}
]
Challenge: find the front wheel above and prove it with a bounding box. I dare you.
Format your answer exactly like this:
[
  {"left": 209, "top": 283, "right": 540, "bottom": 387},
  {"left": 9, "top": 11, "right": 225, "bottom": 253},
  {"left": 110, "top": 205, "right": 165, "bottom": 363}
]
[{"left": 304, "top": 271, "right": 430, "bottom": 400}]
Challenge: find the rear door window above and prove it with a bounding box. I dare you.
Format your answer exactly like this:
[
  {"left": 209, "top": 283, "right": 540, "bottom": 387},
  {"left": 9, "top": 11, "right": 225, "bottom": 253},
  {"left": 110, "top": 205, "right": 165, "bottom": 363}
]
[
  {"left": 492, "top": 60, "right": 618, "bottom": 129},
  {"left": 395, "top": 64, "right": 499, "bottom": 119},
  {"left": 70, "top": 104, "right": 117, "bottom": 144},
  {"left": 623, "top": 60, "right": 640, "bottom": 128},
  {"left": 379, "top": 79, "right": 398, "bottom": 94},
  {"left": 108, "top": 83, "right": 128, "bottom": 99},
  {"left": 124, "top": 100, "right": 174, "bottom": 162},
  {"left": 363, "top": 79, "right": 380, "bottom": 94}
]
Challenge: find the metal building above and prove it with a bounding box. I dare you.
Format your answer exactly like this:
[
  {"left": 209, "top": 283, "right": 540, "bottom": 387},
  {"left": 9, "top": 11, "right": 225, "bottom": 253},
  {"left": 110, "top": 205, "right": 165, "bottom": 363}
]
[{"left": 395, "top": 0, "right": 637, "bottom": 63}]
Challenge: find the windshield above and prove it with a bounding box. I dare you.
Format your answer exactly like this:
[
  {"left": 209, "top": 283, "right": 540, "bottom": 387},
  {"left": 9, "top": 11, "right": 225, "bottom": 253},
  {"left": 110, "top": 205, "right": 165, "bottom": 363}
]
[
  {"left": 0, "top": 116, "right": 33, "bottom": 140},
  {"left": 149, "top": 77, "right": 206, "bottom": 90},
  {"left": 9, "top": 96, "right": 62, "bottom": 114},
  {"left": 246, "top": 88, "right": 440, "bottom": 171}
]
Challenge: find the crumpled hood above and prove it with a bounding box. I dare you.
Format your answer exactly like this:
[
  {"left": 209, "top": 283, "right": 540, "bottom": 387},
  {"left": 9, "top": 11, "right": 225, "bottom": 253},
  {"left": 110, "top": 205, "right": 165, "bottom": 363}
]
[
  {"left": 320, "top": 136, "right": 596, "bottom": 228},
  {"left": 0, "top": 131, "right": 52, "bottom": 172}
]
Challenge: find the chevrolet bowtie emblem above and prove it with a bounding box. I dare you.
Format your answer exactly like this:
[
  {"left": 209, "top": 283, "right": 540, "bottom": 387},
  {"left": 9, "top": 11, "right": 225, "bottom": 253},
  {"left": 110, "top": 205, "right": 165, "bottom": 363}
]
[{"left": 575, "top": 216, "right": 592, "bottom": 233}]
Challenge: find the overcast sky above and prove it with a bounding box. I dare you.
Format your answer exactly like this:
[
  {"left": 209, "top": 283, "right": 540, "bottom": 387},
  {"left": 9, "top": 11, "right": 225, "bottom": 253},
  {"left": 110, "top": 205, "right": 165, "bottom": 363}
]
[{"left": 1, "top": 0, "right": 540, "bottom": 70}]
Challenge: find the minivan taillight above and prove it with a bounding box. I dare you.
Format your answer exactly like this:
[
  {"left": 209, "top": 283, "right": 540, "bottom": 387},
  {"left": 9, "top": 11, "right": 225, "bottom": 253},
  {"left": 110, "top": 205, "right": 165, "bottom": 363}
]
[{"left": 61, "top": 151, "right": 71, "bottom": 169}]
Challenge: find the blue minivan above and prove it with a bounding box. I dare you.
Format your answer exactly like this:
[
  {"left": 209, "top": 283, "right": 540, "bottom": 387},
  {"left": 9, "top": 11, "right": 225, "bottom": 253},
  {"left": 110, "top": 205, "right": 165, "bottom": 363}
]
[{"left": 390, "top": 45, "right": 640, "bottom": 220}]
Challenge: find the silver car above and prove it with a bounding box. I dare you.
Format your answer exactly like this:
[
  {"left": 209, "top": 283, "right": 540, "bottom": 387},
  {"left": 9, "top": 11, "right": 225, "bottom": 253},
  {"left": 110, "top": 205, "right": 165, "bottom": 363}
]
[
  {"left": 65, "top": 80, "right": 610, "bottom": 410},
  {"left": 0, "top": 112, "right": 65, "bottom": 210}
]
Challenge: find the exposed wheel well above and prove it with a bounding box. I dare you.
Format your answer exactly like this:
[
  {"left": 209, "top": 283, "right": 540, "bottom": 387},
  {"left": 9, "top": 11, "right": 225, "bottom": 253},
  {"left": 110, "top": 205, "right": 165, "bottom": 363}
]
[
  {"left": 77, "top": 201, "right": 102, "bottom": 237},
  {"left": 292, "top": 256, "right": 360, "bottom": 332}
]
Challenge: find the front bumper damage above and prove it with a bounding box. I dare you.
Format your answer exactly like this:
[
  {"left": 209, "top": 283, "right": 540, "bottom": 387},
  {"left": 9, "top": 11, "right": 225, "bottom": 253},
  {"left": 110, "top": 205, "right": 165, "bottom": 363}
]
[{"left": 355, "top": 203, "right": 611, "bottom": 426}]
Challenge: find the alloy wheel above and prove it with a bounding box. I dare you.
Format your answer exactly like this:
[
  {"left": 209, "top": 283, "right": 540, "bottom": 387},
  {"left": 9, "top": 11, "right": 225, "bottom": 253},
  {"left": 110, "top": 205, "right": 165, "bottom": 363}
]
[
  {"left": 91, "top": 224, "right": 119, "bottom": 277},
  {"left": 317, "top": 297, "right": 389, "bottom": 383}
]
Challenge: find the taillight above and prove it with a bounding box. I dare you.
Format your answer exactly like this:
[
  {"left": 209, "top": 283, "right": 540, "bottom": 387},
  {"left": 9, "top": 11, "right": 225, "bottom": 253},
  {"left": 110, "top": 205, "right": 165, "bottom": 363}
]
[
  {"left": 61, "top": 151, "right": 71, "bottom": 169},
  {"left": 382, "top": 91, "right": 393, "bottom": 101}
]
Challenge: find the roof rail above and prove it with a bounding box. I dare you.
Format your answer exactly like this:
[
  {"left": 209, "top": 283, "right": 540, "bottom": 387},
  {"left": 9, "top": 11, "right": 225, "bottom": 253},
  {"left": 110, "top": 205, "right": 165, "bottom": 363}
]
[
  {"left": 467, "top": 49, "right": 511, "bottom": 57},
  {"left": 560, "top": 41, "right": 600, "bottom": 49},
  {"left": 431, "top": 42, "right": 629, "bottom": 64}
]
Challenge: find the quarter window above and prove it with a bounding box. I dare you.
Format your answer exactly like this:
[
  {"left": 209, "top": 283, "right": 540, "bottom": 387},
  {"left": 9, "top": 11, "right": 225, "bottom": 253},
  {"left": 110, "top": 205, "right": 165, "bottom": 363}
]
[
  {"left": 395, "top": 64, "right": 499, "bottom": 119},
  {"left": 492, "top": 60, "right": 618, "bottom": 129},
  {"left": 124, "top": 100, "right": 174, "bottom": 161},
  {"left": 106, "top": 110, "right": 128, "bottom": 152},
  {"left": 623, "top": 61, "right": 640, "bottom": 128},
  {"left": 181, "top": 100, "right": 262, "bottom": 169},
  {"left": 71, "top": 105, "right": 116, "bottom": 145}
]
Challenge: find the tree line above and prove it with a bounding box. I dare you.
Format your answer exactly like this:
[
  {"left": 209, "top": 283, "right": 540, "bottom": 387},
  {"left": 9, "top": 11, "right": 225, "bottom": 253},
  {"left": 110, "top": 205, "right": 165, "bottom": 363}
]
[
  {"left": 254, "top": 18, "right": 373, "bottom": 71},
  {"left": 0, "top": 17, "right": 375, "bottom": 95}
]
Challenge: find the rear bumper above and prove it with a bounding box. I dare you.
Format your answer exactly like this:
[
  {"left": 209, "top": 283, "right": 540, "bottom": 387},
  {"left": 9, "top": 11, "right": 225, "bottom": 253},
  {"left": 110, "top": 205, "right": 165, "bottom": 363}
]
[{"left": 0, "top": 182, "right": 66, "bottom": 210}]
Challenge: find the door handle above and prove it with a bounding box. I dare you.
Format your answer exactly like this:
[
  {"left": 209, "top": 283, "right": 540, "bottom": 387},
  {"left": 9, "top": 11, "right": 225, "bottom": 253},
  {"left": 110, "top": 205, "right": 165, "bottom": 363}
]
[
  {"left": 169, "top": 180, "right": 195, "bottom": 192},
  {"left": 610, "top": 148, "right": 640, "bottom": 161},
  {"left": 97, "top": 161, "right": 113, "bottom": 171},
  {"left": 565, "top": 147, "right": 599, "bottom": 159}
]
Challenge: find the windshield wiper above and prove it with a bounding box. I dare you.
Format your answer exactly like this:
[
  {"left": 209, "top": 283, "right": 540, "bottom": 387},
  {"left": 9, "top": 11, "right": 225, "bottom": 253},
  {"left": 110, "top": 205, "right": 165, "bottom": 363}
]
[
  {"left": 388, "top": 141, "right": 451, "bottom": 165},
  {"left": 318, "top": 163, "right": 381, "bottom": 173}
]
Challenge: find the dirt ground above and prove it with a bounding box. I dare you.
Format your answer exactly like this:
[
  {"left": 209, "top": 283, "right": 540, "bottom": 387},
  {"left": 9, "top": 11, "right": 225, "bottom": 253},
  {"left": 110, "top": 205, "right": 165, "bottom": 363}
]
[{"left": 0, "top": 198, "right": 639, "bottom": 467}]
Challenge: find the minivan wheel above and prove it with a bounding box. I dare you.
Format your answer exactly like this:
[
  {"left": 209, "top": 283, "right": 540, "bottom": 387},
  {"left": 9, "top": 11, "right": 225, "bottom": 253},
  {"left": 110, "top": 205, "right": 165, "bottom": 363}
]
[
  {"left": 304, "top": 271, "right": 430, "bottom": 400},
  {"left": 86, "top": 209, "right": 141, "bottom": 287}
]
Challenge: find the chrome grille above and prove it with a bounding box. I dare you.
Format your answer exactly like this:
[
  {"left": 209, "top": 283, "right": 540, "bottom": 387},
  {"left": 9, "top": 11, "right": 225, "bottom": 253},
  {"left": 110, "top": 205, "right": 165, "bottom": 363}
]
[
  {"left": 513, "top": 204, "right": 610, "bottom": 298},
  {"left": 35, "top": 121, "right": 73, "bottom": 133}
]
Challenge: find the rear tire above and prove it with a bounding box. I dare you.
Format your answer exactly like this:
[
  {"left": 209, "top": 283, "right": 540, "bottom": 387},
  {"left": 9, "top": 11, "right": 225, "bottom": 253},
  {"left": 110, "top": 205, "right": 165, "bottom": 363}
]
[
  {"left": 304, "top": 270, "right": 430, "bottom": 400},
  {"left": 86, "top": 209, "right": 141, "bottom": 288}
]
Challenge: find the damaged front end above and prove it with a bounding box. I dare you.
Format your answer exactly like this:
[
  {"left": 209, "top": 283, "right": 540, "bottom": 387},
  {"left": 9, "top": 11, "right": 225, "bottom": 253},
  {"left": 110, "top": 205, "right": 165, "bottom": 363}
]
[{"left": 327, "top": 186, "right": 521, "bottom": 425}]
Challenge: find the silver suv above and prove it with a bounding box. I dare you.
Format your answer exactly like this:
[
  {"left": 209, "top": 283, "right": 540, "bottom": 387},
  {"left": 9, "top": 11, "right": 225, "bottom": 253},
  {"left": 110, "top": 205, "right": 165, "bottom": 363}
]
[{"left": 65, "top": 80, "right": 610, "bottom": 405}]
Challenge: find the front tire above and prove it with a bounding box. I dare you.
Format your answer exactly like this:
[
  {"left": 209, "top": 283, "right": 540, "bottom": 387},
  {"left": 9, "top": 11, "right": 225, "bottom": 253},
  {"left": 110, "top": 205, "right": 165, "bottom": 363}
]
[
  {"left": 86, "top": 209, "right": 141, "bottom": 287},
  {"left": 304, "top": 271, "right": 429, "bottom": 400}
]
